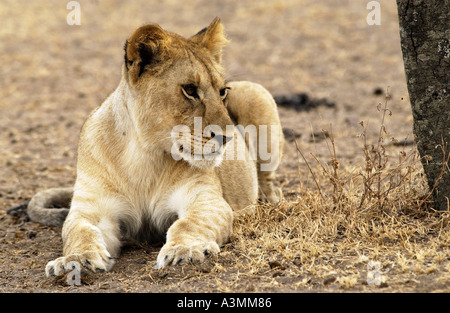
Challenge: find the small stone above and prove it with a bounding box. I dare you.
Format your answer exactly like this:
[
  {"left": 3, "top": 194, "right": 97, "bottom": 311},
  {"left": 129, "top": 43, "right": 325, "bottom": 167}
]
[
  {"left": 323, "top": 276, "right": 337, "bottom": 286},
  {"left": 268, "top": 260, "right": 286, "bottom": 270}
]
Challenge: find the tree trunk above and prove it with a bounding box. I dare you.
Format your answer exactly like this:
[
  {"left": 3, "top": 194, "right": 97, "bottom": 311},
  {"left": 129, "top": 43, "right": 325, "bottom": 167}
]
[{"left": 396, "top": 0, "right": 450, "bottom": 211}]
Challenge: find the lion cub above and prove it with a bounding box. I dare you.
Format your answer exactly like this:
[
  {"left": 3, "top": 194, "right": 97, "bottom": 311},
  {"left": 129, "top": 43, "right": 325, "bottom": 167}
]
[{"left": 43, "top": 18, "right": 284, "bottom": 276}]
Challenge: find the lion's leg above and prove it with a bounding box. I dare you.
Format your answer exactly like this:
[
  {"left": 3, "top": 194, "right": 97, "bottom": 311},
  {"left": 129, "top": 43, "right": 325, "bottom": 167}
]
[
  {"left": 154, "top": 188, "right": 233, "bottom": 269},
  {"left": 45, "top": 194, "right": 122, "bottom": 277},
  {"left": 226, "top": 81, "right": 285, "bottom": 203}
]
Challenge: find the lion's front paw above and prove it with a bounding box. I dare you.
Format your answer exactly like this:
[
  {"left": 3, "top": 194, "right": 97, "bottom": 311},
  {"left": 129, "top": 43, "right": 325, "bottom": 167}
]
[
  {"left": 153, "top": 241, "right": 220, "bottom": 269},
  {"left": 45, "top": 250, "right": 115, "bottom": 277}
]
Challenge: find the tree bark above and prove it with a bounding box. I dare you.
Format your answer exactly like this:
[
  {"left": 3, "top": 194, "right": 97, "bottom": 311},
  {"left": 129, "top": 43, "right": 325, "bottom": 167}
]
[{"left": 396, "top": 0, "right": 450, "bottom": 211}]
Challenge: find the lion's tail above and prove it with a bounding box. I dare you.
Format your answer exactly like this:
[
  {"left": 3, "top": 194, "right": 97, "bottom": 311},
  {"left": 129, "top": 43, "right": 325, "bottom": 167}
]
[{"left": 26, "top": 187, "right": 73, "bottom": 227}]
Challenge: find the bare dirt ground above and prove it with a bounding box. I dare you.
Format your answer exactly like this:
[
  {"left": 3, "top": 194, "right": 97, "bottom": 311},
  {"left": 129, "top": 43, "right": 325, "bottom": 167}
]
[{"left": 1, "top": 0, "right": 449, "bottom": 293}]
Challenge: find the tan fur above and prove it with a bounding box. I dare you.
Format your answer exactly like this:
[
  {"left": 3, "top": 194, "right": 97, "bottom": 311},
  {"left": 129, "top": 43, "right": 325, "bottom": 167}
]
[{"left": 43, "top": 18, "right": 284, "bottom": 276}]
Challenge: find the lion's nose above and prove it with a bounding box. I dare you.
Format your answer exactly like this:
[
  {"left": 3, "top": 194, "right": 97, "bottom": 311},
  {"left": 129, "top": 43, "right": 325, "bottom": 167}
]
[{"left": 211, "top": 133, "right": 232, "bottom": 146}]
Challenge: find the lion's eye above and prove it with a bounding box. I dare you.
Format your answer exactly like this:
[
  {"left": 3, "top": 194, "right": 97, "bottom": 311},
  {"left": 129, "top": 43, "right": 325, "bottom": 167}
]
[
  {"left": 182, "top": 84, "right": 199, "bottom": 99},
  {"left": 220, "top": 87, "right": 230, "bottom": 100}
]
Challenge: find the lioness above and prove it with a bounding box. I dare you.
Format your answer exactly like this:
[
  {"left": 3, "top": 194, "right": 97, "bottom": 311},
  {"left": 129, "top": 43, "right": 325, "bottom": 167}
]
[{"left": 32, "top": 18, "right": 283, "bottom": 276}]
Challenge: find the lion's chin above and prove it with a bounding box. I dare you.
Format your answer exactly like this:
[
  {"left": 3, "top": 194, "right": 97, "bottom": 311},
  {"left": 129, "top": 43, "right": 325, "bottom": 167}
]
[
  {"left": 184, "top": 154, "right": 224, "bottom": 170},
  {"left": 170, "top": 148, "right": 224, "bottom": 169},
  {"left": 169, "top": 141, "right": 226, "bottom": 170}
]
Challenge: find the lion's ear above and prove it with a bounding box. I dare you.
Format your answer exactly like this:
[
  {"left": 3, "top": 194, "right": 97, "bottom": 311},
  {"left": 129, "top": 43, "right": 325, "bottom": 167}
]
[
  {"left": 124, "top": 24, "right": 171, "bottom": 85},
  {"left": 190, "top": 17, "right": 229, "bottom": 64}
]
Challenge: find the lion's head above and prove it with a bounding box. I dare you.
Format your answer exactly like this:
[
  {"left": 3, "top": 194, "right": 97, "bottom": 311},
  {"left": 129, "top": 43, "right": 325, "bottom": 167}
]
[{"left": 122, "top": 18, "right": 233, "bottom": 169}]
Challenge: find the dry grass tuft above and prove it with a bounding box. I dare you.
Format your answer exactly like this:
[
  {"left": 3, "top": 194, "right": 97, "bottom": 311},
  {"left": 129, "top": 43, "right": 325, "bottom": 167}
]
[{"left": 221, "top": 90, "right": 450, "bottom": 291}]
